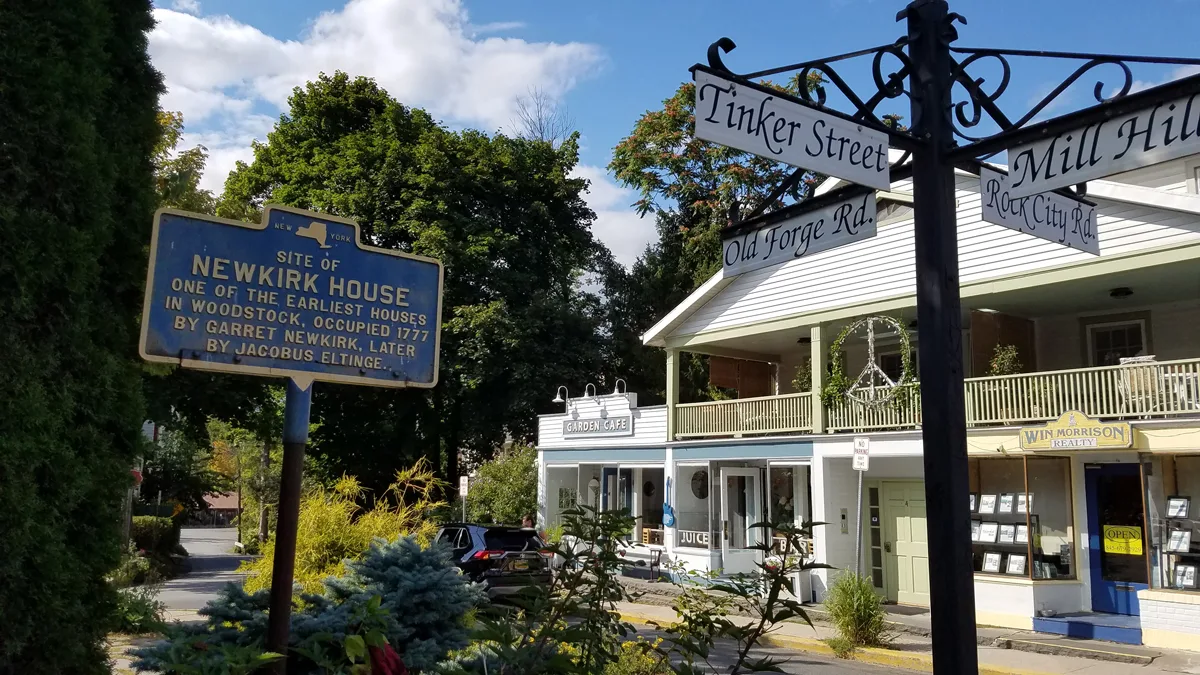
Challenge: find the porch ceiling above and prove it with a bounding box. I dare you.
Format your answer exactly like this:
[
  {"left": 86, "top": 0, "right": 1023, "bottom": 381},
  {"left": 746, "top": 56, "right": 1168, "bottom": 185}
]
[{"left": 692, "top": 257, "right": 1200, "bottom": 358}]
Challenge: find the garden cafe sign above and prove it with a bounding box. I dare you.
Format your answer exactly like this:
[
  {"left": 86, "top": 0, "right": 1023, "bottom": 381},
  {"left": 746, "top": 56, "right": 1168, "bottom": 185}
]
[
  {"left": 1020, "top": 411, "right": 1132, "bottom": 451},
  {"left": 563, "top": 415, "right": 634, "bottom": 438},
  {"left": 685, "top": 2, "right": 1200, "bottom": 669}
]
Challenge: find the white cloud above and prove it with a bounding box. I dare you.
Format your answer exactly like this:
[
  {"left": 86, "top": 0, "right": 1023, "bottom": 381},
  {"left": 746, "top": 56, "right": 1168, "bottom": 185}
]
[
  {"left": 150, "top": 0, "right": 603, "bottom": 192},
  {"left": 171, "top": 0, "right": 200, "bottom": 15},
  {"left": 1129, "top": 64, "right": 1200, "bottom": 95},
  {"left": 572, "top": 165, "right": 654, "bottom": 268},
  {"left": 469, "top": 21, "right": 525, "bottom": 35},
  {"left": 150, "top": 0, "right": 602, "bottom": 131}
]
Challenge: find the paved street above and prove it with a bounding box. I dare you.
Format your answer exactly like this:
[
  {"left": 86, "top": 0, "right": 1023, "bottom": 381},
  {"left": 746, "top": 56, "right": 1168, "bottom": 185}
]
[
  {"left": 640, "top": 630, "right": 908, "bottom": 674},
  {"left": 160, "top": 527, "right": 250, "bottom": 611}
]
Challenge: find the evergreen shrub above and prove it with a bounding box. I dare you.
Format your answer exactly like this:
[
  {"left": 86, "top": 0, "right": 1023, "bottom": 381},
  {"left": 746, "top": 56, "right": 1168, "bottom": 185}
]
[{"left": 0, "top": 0, "right": 162, "bottom": 670}]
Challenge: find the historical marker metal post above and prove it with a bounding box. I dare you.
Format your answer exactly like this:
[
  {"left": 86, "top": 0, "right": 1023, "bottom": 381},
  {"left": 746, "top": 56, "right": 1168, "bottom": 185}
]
[
  {"left": 689, "top": 0, "right": 1200, "bottom": 669},
  {"left": 140, "top": 205, "right": 443, "bottom": 673}
]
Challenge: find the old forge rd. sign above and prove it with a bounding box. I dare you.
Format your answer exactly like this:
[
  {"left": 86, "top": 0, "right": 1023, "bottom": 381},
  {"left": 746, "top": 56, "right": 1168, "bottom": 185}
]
[
  {"left": 693, "top": 67, "right": 892, "bottom": 191},
  {"left": 722, "top": 187, "right": 877, "bottom": 274},
  {"left": 140, "top": 206, "right": 443, "bottom": 388}
]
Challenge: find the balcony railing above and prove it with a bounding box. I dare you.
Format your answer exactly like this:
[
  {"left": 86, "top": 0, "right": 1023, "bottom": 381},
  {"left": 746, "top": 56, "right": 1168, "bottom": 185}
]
[
  {"left": 674, "top": 358, "right": 1200, "bottom": 439},
  {"left": 675, "top": 392, "right": 813, "bottom": 438},
  {"left": 965, "top": 357, "right": 1200, "bottom": 426},
  {"left": 828, "top": 382, "right": 923, "bottom": 432}
]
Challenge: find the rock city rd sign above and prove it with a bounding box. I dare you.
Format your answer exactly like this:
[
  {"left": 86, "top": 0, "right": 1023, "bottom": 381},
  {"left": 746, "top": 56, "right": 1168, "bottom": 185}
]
[
  {"left": 722, "top": 187, "right": 877, "bottom": 275},
  {"left": 979, "top": 166, "right": 1099, "bottom": 255},
  {"left": 693, "top": 68, "right": 892, "bottom": 192},
  {"left": 1006, "top": 92, "right": 1200, "bottom": 199},
  {"left": 140, "top": 205, "right": 443, "bottom": 388}
]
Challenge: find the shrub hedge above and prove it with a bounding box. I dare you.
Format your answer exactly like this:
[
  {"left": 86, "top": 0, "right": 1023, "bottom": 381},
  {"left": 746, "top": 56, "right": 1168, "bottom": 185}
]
[
  {"left": 0, "top": 0, "right": 161, "bottom": 671},
  {"left": 131, "top": 516, "right": 181, "bottom": 554}
]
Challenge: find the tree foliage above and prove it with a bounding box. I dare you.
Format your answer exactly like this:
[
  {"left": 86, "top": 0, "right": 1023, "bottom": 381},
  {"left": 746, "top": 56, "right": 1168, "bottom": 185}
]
[
  {"left": 0, "top": 0, "right": 162, "bottom": 670},
  {"left": 216, "top": 72, "right": 608, "bottom": 489},
  {"left": 240, "top": 460, "right": 445, "bottom": 595},
  {"left": 465, "top": 444, "right": 537, "bottom": 525}
]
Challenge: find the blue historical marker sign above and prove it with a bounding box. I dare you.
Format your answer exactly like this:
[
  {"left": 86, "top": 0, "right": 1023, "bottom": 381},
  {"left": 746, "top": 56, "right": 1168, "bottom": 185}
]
[{"left": 140, "top": 205, "right": 443, "bottom": 388}]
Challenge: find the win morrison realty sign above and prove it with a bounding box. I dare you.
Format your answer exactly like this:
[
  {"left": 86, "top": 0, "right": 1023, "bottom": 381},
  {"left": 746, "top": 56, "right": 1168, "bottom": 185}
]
[
  {"left": 693, "top": 68, "right": 892, "bottom": 191},
  {"left": 1019, "top": 411, "right": 1132, "bottom": 450},
  {"left": 723, "top": 188, "right": 877, "bottom": 275}
]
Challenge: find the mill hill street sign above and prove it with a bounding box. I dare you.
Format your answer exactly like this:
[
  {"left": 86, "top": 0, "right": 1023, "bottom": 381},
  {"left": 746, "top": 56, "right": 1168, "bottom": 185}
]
[
  {"left": 693, "top": 67, "right": 892, "bottom": 191},
  {"left": 979, "top": 166, "right": 1099, "bottom": 254},
  {"left": 722, "top": 186, "right": 877, "bottom": 274},
  {"left": 1007, "top": 92, "right": 1200, "bottom": 198},
  {"left": 140, "top": 206, "right": 444, "bottom": 388}
]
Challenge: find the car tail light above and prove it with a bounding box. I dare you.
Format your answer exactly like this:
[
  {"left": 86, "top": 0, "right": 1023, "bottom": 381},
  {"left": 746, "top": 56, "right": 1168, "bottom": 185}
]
[{"left": 472, "top": 550, "right": 505, "bottom": 560}]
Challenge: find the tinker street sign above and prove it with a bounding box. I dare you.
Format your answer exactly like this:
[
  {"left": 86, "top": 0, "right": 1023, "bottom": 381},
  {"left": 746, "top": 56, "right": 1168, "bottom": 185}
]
[
  {"left": 1007, "top": 92, "right": 1200, "bottom": 198},
  {"left": 979, "top": 166, "right": 1099, "bottom": 255},
  {"left": 693, "top": 67, "right": 892, "bottom": 191},
  {"left": 140, "top": 206, "right": 444, "bottom": 388},
  {"left": 722, "top": 186, "right": 877, "bottom": 275}
]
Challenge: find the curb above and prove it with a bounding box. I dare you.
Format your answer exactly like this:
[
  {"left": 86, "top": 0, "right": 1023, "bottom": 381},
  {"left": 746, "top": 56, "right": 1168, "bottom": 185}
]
[{"left": 618, "top": 611, "right": 1059, "bottom": 675}]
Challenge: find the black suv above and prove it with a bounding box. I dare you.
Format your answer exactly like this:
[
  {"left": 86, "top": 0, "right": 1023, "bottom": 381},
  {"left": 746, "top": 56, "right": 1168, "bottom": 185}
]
[{"left": 435, "top": 523, "right": 552, "bottom": 598}]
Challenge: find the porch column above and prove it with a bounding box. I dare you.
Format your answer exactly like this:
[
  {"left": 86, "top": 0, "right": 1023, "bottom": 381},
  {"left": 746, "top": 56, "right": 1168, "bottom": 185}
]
[
  {"left": 811, "top": 325, "right": 826, "bottom": 434},
  {"left": 666, "top": 348, "right": 680, "bottom": 440}
]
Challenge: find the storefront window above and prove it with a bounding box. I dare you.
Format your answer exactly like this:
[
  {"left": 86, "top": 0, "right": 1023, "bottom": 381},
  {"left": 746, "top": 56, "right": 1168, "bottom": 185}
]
[
  {"left": 545, "top": 466, "right": 578, "bottom": 527},
  {"left": 769, "top": 467, "right": 796, "bottom": 526},
  {"left": 640, "top": 468, "right": 665, "bottom": 546},
  {"left": 969, "top": 458, "right": 1029, "bottom": 577},
  {"left": 675, "top": 464, "right": 713, "bottom": 549},
  {"left": 967, "top": 456, "right": 1075, "bottom": 580},
  {"left": 1144, "top": 455, "right": 1200, "bottom": 590},
  {"left": 1027, "top": 457, "right": 1075, "bottom": 580}
]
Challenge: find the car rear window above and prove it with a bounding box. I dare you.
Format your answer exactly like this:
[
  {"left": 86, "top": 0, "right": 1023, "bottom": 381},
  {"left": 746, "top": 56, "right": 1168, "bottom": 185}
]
[{"left": 484, "top": 528, "right": 541, "bottom": 551}]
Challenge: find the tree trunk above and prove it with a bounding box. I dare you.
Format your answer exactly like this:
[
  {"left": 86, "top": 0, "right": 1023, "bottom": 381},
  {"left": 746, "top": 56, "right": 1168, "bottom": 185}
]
[{"left": 258, "top": 438, "right": 271, "bottom": 542}]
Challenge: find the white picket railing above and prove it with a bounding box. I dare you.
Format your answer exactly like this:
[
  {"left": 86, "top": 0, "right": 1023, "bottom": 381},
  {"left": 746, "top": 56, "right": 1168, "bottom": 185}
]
[
  {"left": 827, "top": 383, "right": 923, "bottom": 433},
  {"left": 675, "top": 392, "right": 813, "bottom": 438},
  {"left": 672, "top": 358, "right": 1200, "bottom": 439},
  {"left": 965, "top": 357, "right": 1200, "bottom": 425}
]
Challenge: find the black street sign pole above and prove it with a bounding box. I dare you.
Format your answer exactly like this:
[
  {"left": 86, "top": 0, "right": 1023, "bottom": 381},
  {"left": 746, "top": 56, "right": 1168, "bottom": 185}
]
[
  {"left": 903, "top": 1, "right": 978, "bottom": 671},
  {"left": 266, "top": 379, "right": 313, "bottom": 674}
]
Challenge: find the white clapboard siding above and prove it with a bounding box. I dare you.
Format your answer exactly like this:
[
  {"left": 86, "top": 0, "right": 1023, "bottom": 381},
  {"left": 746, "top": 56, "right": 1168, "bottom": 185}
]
[
  {"left": 537, "top": 402, "right": 668, "bottom": 449},
  {"left": 673, "top": 175, "right": 1200, "bottom": 338},
  {"left": 1108, "top": 158, "right": 1191, "bottom": 194}
]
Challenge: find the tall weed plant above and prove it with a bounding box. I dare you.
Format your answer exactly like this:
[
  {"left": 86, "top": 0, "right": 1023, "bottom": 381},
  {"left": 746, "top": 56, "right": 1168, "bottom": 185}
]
[
  {"left": 240, "top": 459, "right": 444, "bottom": 595},
  {"left": 825, "top": 572, "right": 890, "bottom": 648}
]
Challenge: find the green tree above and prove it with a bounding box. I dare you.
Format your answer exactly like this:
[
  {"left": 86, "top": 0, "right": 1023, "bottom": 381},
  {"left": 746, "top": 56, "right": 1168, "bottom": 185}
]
[
  {"left": 140, "top": 428, "right": 228, "bottom": 514},
  {"left": 217, "top": 72, "right": 608, "bottom": 491},
  {"left": 154, "top": 111, "right": 217, "bottom": 214},
  {"left": 0, "top": 0, "right": 162, "bottom": 671},
  {"left": 465, "top": 445, "right": 538, "bottom": 525}
]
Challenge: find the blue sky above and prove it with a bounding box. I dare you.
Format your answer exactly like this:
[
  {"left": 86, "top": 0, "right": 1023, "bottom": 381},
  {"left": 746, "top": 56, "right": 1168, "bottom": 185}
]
[{"left": 150, "top": 0, "right": 1200, "bottom": 265}]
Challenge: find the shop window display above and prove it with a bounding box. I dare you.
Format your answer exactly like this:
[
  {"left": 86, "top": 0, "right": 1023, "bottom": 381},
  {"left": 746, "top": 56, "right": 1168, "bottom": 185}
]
[
  {"left": 1144, "top": 455, "right": 1200, "bottom": 590},
  {"left": 968, "top": 457, "right": 1074, "bottom": 579},
  {"left": 675, "top": 464, "right": 714, "bottom": 549}
]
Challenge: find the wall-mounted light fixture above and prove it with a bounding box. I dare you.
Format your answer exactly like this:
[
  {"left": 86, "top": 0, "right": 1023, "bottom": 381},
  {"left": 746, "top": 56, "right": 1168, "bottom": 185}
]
[
  {"left": 552, "top": 386, "right": 569, "bottom": 405},
  {"left": 612, "top": 378, "right": 627, "bottom": 396}
]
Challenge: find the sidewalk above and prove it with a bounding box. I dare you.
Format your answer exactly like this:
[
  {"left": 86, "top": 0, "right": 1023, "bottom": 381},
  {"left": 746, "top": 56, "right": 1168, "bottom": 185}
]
[{"left": 616, "top": 601, "right": 1200, "bottom": 674}]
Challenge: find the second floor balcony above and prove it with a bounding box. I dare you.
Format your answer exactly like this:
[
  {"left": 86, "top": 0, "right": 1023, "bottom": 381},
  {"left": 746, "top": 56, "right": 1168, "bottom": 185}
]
[{"left": 674, "top": 356, "right": 1200, "bottom": 439}]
